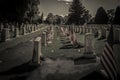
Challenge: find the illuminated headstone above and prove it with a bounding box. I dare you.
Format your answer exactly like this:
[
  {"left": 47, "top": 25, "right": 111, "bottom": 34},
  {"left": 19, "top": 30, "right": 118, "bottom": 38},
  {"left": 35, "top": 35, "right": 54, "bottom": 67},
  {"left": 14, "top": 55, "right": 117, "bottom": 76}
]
[{"left": 32, "top": 37, "right": 42, "bottom": 64}]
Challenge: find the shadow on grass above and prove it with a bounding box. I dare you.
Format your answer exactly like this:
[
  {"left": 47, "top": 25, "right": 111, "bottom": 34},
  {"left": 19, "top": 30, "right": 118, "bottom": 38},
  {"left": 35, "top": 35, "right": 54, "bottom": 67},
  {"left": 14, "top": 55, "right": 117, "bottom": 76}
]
[
  {"left": 97, "top": 37, "right": 106, "bottom": 40},
  {"left": 60, "top": 44, "right": 84, "bottom": 49},
  {"left": 0, "top": 60, "right": 38, "bottom": 75},
  {"left": 79, "top": 71, "right": 109, "bottom": 80},
  {"left": 10, "top": 75, "right": 28, "bottom": 80}
]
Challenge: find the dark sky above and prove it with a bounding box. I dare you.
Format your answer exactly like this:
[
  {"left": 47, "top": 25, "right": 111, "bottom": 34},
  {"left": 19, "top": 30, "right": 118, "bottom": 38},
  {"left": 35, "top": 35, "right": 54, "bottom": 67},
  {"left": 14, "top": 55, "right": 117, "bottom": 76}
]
[{"left": 39, "top": 0, "right": 120, "bottom": 18}]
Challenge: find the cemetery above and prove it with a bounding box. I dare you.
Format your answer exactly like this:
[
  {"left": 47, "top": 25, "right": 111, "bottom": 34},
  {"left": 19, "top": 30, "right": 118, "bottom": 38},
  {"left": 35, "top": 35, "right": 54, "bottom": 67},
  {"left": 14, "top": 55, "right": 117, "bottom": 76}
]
[
  {"left": 0, "top": 23, "right": 120, "bottom": 80},
  {"left": 0, "top": 0, "right": 120, "bottom": 80}
]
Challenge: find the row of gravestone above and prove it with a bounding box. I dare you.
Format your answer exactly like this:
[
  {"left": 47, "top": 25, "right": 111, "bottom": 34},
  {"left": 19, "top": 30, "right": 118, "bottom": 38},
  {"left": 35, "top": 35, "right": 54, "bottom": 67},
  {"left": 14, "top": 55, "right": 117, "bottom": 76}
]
[
  {"left": 65, "top": 25, "right": 110, "bottom": 39},
  {"left": 0, "top": 23, "right": 45, "bottom": 42},
  {"left": 65, "top": 25, "right": 120, "bottom": 43}
]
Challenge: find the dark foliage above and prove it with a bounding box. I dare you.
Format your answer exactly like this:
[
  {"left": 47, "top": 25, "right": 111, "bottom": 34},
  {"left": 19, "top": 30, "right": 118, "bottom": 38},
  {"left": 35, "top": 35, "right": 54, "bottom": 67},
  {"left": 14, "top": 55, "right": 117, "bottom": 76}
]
[
  {"left": 0, "top": 0, "right": 40, "bottom": 23},
  {"left": 113, "top": 6, "right": 120, "bottom": 24},
  {"left": 95, "top": 7, "right": 108, "bottom": 24},
  {"left": 67, "top": 0, "right": 86, "bottom": 25}
]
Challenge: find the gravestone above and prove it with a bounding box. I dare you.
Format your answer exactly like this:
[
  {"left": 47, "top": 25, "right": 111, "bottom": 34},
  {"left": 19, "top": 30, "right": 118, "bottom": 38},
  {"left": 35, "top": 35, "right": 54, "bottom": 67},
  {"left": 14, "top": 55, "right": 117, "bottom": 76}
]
[
  {"left": 11, "top": 25, "right": 15, "bottom": 33},
  {"left": 74, "top": 33, "right": 96, "bottom": 64},
  {"left": 42, "top": 31, "right": 47, "bottom": 46},
  {"left": 90, "top": 27, "right": 92, "bottom": 33},
  {"left": 101, "top": 28, "right": 106, "bottom": 38},
  {"left": 98, "top": 29, "right": 102, "bottom": 39},
  {"left": 0, "top": 23, "right": 4, "bottom": 32},
  {"left": 1, "top": 28, "right": 9, "bottom": 42},
  {"left": 15, "top": 28, "right": 19, "bottom": 37},
  {"left": 51, "top": 27, "right": 54, "bottom": 39},
  {"left": 32, "top": 37, "right": 42, "bottom": 65},
  {"left": 77, "top": 26, "right": 80, "bottom": 33},
  {"left": 32, "top": 26, "right": 34, "bottom": 32},
  {"left": 106, "top": 30, "right": 109, "bottom": 39},
  {"left": 79, "top": 27, "right": 82, "bottom": 34},
  {"left": 22, "top": 27, "right": 26, "bottom": 35},
  {"left": 84, "top": 33, "right": 95, "bottom": 54},
  {"left": 114, "top": 28, "right": 119, "bottom": 43},
  {"left": 83, "top": 27, "right": 85, "bottom": 34}
]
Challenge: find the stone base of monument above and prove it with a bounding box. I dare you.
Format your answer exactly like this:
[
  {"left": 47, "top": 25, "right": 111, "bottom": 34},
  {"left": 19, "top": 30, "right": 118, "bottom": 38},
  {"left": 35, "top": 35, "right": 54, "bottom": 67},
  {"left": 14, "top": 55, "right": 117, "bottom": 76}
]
[{"left": 74, "top": 52, "right": 97, "bottom": 65}]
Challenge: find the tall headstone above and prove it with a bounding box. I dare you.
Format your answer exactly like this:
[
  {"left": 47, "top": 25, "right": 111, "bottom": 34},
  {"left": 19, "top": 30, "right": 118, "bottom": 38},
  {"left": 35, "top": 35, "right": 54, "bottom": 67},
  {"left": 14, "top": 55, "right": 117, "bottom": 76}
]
[
  {"left": 11, "top": 25, "right": 15, "bottom": 33},
  {"left": 22, "top": 27, "right": 26, "bottom": 35},
  {"left": 79, "top": 27, "right": 82, "bottom": 34},
  {"left": 98, "top": 29, "right": 102, "bottom": 39},
  {"left": 1, "top": 28, "right": 9, "bottom": 42},
  {"left": 51, "top": 27, "right": 54, "bottom": 39},
  {"left": 0, "top": 23, "right": 4, "bottom": 32},
  {"left": 15, "top": 28, "right": 19, "bottom": 37},
  {"left": 101, "top": 28, "right": 106, "bottom": 38},
  {"left": 42, "top": 31, "right": 47, "bottom": 46},
  {"left": 114, "top": 28, "right": 119, "bottom": 43},
  {"left": 32, "top": 37, "right": 42, "bottom": 64},
  {"left": 84, "top": 33, "right": 94, "bottom": 54}
]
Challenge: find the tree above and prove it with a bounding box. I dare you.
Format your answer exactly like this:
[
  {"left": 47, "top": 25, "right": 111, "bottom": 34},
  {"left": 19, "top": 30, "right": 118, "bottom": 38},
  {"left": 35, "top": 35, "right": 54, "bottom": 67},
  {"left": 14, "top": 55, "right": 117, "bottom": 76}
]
[
  {"left": 67, "top": 0, "right": 86, "bottom": 25},
  {"left": 95, "top": 7, "right": 108, "bottom": 24},
  {"left": 0, "top": 0, "right": 30, "bottom": 23},
  {"left": 24, "top": 0, "right": 40, "bottom": 23},
  {"left": 113, "top": 6, "right": 120, "bottom": 25},
  {"left": 40, "top": 13, "right": 44, "bottom": 23},
  {"left": 107, "top": 9, "right": 115, "bottom": 24},
  {"left": 45, "top": 13, "right": 54, "bottom": 24},
  {"left": 82, "top": 10, "right": 92, "bottom": 23},
  {"left": 54, "top": 15, "right": 64, "bottom": 25}
]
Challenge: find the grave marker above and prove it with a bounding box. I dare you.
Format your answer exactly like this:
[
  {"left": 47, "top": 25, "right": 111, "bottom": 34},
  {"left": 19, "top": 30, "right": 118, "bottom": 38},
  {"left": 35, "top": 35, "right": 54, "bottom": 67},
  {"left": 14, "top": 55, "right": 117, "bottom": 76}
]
[{"left": 32, "top": 37, "right": 42, "bottom": 64}]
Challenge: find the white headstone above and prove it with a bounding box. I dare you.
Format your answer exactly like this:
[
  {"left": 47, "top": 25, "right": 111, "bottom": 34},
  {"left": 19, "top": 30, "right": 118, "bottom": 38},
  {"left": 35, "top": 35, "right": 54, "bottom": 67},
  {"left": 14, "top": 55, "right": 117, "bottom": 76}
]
[
  {"left": 98, "top": 29, "right": 102, "bottom": 38},
  {"left": 22, "top": 27, "right": 26, "bottom": 35},
  {"left": 42, "top": 31, "right": 47, "bottom": 46},
  {"left": 1, "top": 28, "right": 9, "bottom": 42},
  {"left": 32, "top": 37, "right": 42, "bottom": 64},
  {"left": 15, "top": 28, "right": 19, "bottom": 37},
  {"left": 84, "top": 33, "right": 94, "bottom": 54}
]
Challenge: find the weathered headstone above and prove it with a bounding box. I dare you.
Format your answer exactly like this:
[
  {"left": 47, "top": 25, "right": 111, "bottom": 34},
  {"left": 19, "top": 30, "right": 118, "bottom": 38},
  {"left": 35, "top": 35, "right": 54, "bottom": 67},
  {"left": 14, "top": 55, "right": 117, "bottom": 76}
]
[
  {"left": 15, "top": 28, "right": 19, "bottom": 37},
  {"left": 0, "top": 23, "right": 4, "bottom": 32},
  {"left": 42, "top": 31, "right": 47, "bottom": 46},
  {"left": 98, "top": 29, "right": 102, "bottom": 39},
  {"left": 1, "top": 28, "right": 9, "bottom": 42},
  {"left": 84, "top": 33, "right": 94, "bottom": 54},
  {"left": 106, "top": 30, "right": 109, "bottom": 39},
  {"left": 101, "top": 28, "right": 107, "bottom": 38},
  {"left": 79, "top": 27, "right": 82, "bottom": 34},
  {"left": 22, "top": 27, "right": 26, "bottom": 35},
  {"left": 32, "top": 37, "right": 42, "bottom": 64},
  {"left": 114, "top": 28, "right": 119, "bottom": 43},
  {"left": 11, "top": 25, "right": 15, "bottom": 33}
]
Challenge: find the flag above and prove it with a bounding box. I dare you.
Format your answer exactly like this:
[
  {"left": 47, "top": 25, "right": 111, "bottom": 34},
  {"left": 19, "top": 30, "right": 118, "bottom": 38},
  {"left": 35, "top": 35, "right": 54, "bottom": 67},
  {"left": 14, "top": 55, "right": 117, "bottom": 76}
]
[
  {"left": 100, "top": 25, "right": 118, "bottom": 80},
  {"left": 65, "top": 28, "right": 69, "bottom": 36},
  {"left": 69, "top": 30, "right": 77, "bottom": 44},
  {"left": 60, "top": 26, "right": 65, "bottom": 35}
]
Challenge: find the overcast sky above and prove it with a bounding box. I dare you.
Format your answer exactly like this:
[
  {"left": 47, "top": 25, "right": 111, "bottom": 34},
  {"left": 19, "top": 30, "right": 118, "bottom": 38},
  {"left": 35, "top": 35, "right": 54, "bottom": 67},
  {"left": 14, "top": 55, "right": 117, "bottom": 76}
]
[{"left": 39, "top": 0, "right": 120, "bottom": 17}]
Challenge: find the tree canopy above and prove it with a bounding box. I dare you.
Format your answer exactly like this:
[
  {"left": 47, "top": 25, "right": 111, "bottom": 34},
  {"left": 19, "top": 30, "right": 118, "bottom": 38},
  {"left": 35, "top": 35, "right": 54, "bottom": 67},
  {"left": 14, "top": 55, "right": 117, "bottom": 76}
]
[
  {"left": 0, "top": 0, "right": 40, "bottom": 23},
  {"left": 113, "top": 6, "right": 120, "bottom": 25},
  {"left": 67, "top": 0, "right": 87, "bottom": 25},
  {"left": 94, "top": 7, "right": 108, "bottom": 24}
]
